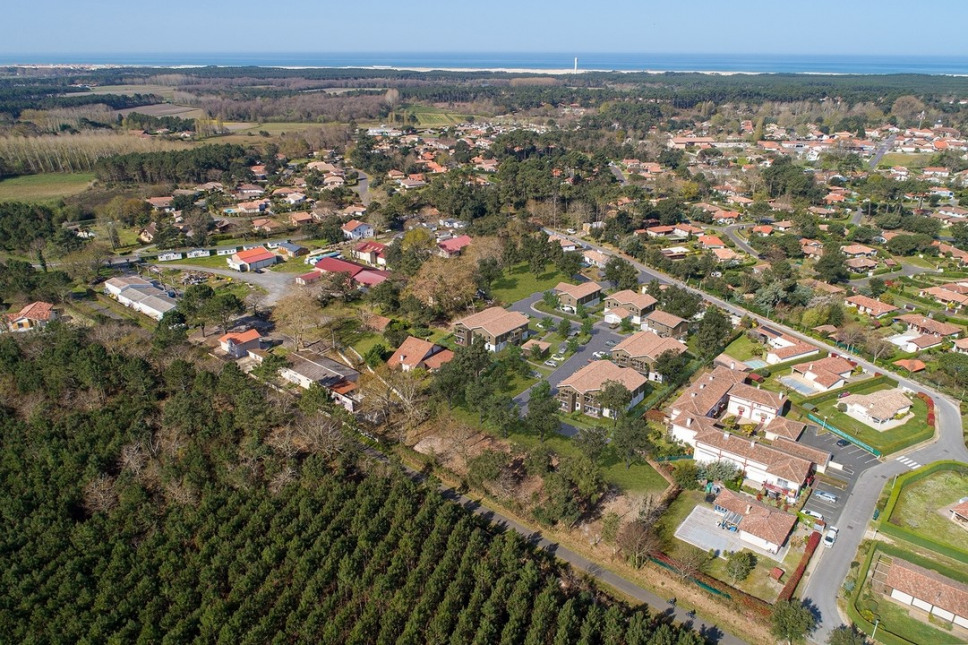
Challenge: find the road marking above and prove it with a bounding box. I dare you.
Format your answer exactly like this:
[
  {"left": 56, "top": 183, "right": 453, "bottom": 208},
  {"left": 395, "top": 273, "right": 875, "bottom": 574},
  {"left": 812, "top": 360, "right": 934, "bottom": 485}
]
[{"left": 896, "top": 456, "right": 921, "bottom": 470}]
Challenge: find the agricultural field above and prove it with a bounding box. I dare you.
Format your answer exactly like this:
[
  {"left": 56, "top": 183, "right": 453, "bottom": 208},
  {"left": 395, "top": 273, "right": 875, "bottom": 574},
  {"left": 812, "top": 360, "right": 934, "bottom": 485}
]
[
  {"left": 83, "top": 84, "right": 181, "bottom": 101},
  {"left": 0, "top": 172, "right": 95, "bottom": 203},
  {"left": 212, "top": 121, "right": 335, "bottom": 145},
  {"left": 404, "top": 104, "right": 472, "bottom": 127},
  {"left": 891, "top": 466, "right": 968, "bottom": 553}
]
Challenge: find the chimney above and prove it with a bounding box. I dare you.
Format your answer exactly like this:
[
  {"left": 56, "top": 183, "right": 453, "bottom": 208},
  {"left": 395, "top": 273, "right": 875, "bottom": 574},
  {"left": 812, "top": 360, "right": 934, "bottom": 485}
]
[
  {"left": 730, "top": 361, "right": 735, "bottom": 369},
  {"left": 780, "top": 392, "right": 785, "bottom": 400},
  {"left": 691, "top": 392, "right": 697, "bottom": 398},
  {"left": 700, "top": 383, "right": 706, "bottom": 390},
  {"left": 686, "top": 418, "right": 693, "bottom": 427},
  {"left": 750, "top": 439, "right": 756, "bottom": 448},
  {"left": 746, "top": 504, "right": 752, "bottom": 514},
  {"left": 724, "top": 430, "right": 730, "bottom": 439},
  {"left": 757, "top": 383, "right": 761, "bottom": 389}
]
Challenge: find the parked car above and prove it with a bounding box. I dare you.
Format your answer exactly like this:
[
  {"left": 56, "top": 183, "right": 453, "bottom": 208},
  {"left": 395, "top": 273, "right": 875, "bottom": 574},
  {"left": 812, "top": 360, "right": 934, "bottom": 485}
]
[
  {"left": 544, "top": 360, "right": 558, "bottom": 367},
  {"left": 836, "top": 438, "right": 850, "bottom": 447},
  {"left": 823, "top": 526, "right": 839, "bottom": 548},
  {"left": 815, "top": 490, "right": 839, "bottom": 504},
  {"left": 604, "top": 340, "right": 617, "bottom": 347},
  {"left": 803, "top": 510, "right": 824, "bottom": 523},
  {"left": 592, "top": 351, "right": 609, "bottom": 359},
  {"left": 551, "top": 354, "right": 565, "bottom": 362},
  {"left": 838, "top": 391, "right": 851, "bottom": 398}
]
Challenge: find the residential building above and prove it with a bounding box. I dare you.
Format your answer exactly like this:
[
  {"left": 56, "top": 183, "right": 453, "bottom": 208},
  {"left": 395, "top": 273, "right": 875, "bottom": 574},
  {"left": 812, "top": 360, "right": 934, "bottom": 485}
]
[
  {"left": 895, "top": 314, "right": 961, "bottom": 338},
  {"left": 841, "top": 388, "right": 912, "bottom": 428},
  {"left": 921, "top": 285, "right": 968, "bottom": 309},
  {"left": 276, "top": 242, "right": 308, "bottom": 259},
  {"left": 841, "top": 244, "right": 877, "bottom": 258},
  {"left": 341, "top": 219, "right": 374, "bottom": 240},
  {"left": 104, "top": 276, "right": 178, "bottom": 321},
  {"left": 604, "top": 290, "right": 657, "bottom": 325},
  {"left": 228, "top": 246, "right": 277, "bottom": 272},
  {"left": 698, "top": 235, "right": 726, "bottom": 249},
  {"left": 387, "top": 336, "right": 454, "bottom": 372},
  {"left": 353, "top": 241, "right": 387, "bottom": 267},
  {"left": 950, "top": 499, "right": 968, "bottom": 529},
  {"left": 845, "top": 294, "right": 898, "bottom": 318},
  {"left": 279, "top": 351, "right": 361, "bottom": 411},
  {"left": 438, "top": 235, "right": 473, "bottom": 258},
  {"left": 667, "top": 366, "right": 748, "bottom": 444},
  {"left": 695, "top": 430, "right": 812, "bottom": 500},
  {"left": 453, "top": 306, "right": 530, "bottom": 352},
  {"left": 791, "top": 356, "right": 854, "bottom": 392},
  {"left": 713, "top": 489, "right": 797, "bottom": 554},
  {"left": 556, "top": 360, "right": 648, "bottom": 418},
  {"left": 610, "top": 331, "right": 687, "bottom": 382},
  {"left": 642, "top": 310, "right": 689, "bottom": 340},
  {"left": 219, "top": 329, "right": 262, "bottom": 358},
  {"left": 583, "top": 249, "right": 608, "bottom": 269},
  {"left": 554, "top": 281, "right": 603, "bottom": 313},
  {"left": 762, "top": 417, "right": 807, "bottom": 442},
  {"left": 4, "top": 301, "right": 58, "bottom": 332},
  {"left": 725, "top": 383, "right": 786, "bottom": 425},
  {"left": 884, "top": 559, "right": 968, "bottom": 629}
]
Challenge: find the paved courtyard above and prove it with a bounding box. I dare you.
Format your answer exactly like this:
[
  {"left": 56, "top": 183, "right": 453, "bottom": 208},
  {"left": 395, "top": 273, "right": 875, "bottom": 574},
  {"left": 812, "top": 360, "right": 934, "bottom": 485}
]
[{"left": 674, "top": 505, "right": 788, "bottom": 563}]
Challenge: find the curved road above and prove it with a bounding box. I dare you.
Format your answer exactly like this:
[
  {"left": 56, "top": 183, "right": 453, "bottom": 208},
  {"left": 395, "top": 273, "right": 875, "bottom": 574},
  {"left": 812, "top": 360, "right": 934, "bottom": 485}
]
[
  {"left": 721, "top": 224, "right": 760, "bottom": 258},
  {"left": 547, "top": 229, "right": 968, "bottom": 643}
]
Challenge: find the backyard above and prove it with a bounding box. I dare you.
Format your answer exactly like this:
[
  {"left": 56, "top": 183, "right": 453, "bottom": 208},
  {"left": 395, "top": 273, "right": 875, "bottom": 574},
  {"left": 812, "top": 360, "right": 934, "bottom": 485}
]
[
  {"left": 491, "top": 263, "right": 568, "bottom": 305},
  {"left": 890, "top": 466, "right": 968, "bottom": 553},
  {"left": 723, "top": 334, "right": 764, "bottom": 362}
]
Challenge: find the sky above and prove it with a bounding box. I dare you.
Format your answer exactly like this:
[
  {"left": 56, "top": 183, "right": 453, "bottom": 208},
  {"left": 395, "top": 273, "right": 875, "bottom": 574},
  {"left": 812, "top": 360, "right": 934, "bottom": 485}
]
[{"left": 3, "top": 0, "right": 968, "bottom": 58}]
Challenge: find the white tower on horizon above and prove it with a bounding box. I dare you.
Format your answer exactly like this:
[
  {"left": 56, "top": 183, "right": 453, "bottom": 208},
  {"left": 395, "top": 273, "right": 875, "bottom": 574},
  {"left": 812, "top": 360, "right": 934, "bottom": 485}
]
[{"left": 574, "top": 57, "right": 578, "bottom": 73}]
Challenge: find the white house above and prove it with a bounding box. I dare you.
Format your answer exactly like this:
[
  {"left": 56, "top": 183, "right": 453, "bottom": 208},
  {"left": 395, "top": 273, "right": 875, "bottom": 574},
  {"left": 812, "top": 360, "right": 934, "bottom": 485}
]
[
  {"left": 342, "top": 220, "right": 374, "bottom": 240},
  {"left": 713, "top": 489, "right": 797, "bottom": 554},
  {"left": 885, "top": 559, "right": 968, "bottom": 629},
  {"left": 694, "top": 430, "right": 812, "bottom": 501},
  {"left": 841, "top": 388, "right": 912, "bottom": 428},
  {"left": 227, "top": 247, "right": 277, "bottom": 272},
  {"left": 790, "top": 356, "right": 854, "bottom": 392},
  {"left": 219, "top": 329, "right": 262, "bottom": 358},
  {"left": 725, "top": 383, "right": 786, "bottom": 425}
]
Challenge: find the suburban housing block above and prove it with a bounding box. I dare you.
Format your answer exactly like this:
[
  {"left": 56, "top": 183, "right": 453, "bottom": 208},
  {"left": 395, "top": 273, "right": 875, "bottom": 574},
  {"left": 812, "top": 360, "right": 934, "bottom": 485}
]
[
  {"left": 453, "top": 306, "right": 530, "bottom": 352},
  {"left": 556, "top": 360, "right": 648, "bottom": 418},
  {"left": 554, "top": 281, "right": 603, "bottom": 313},
  {"left": 609, "top": 331, "right": 687, "bottom": 382}
]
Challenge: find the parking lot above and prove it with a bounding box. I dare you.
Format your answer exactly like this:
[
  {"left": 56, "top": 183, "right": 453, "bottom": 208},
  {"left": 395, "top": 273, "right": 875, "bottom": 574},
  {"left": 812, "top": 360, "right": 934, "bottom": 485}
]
[{"left": 797, "top": 424, "right": 881, "bottom": 525}]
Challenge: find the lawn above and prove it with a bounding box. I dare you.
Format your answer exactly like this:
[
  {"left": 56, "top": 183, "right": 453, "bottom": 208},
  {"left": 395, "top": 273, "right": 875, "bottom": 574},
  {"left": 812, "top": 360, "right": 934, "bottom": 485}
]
[
  {"left": 722, "top": 334, "right": 764, "bottom": 362},
  {"left": 876, "top": 152, "right": 935, "bottom": 169},
  {"left": 0, "top": 172, "right": 95, "bottom": 203},
  {"left": 270, "top": 259, "right": 312, "bottom": 273},
  {"left": 491, "top": 263, "right": 568, "bottom": 305},
  {"left": 891, "top": 467, "right": 968, "bottom": 553},
  {"left": 800, "top": 386, "right": 932, "bottom": 454},
  {"left": 167, "top": 254, "right": 232, "bottom": 269},
  {"left": 404, "top": 104, "right": 469, "bottom": 127}
]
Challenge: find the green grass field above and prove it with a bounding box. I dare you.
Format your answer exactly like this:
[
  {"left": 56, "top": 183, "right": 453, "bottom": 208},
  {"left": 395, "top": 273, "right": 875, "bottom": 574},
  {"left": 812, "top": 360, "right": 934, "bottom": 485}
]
[
  {"left": 723, "top": 334, "right": 764, "bottom": 361},
  {"left": 877, "top": 153, "right": 935, "bottom": 169},
  {"left": 403, "top": 105, "right": 469, "bottom": 127},
  {"left": 492, "top": 263, "right": 568, "bottom": 305},
  {"left": 0, "top": 173, "right": 95, "bottom": 203},
  {"left": 892, "top": 467, "right": 968, "bottom": 553},
  {"left": 84, "top": 84, "right": 180, "bottom": 101}
]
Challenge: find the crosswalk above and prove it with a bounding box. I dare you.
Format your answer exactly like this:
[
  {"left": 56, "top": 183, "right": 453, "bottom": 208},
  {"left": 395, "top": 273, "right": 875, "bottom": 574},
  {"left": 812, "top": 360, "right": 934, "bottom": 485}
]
[{"left": 896, "top": 456, "right": 922, "bottom": 470}]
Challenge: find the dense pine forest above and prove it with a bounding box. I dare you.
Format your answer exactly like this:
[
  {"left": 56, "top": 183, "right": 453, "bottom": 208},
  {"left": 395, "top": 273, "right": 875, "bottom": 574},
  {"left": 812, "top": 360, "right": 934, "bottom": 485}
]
[{"left": 0, "top": 325, "right": 706, "bottom": 644}]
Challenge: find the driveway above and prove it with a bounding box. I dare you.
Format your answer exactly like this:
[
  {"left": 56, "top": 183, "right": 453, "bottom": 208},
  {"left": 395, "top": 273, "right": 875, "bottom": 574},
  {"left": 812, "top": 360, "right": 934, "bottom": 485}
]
[{"left": 542, "top": 227, "right": 968, "bottom": 643}]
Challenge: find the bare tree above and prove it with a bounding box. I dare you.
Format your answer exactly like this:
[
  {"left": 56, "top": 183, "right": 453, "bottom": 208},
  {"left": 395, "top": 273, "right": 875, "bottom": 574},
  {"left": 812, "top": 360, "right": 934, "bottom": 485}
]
[
  {"left": 617, "top": 520, "right": 660, "bottom": 568},
  {"left": 272, "top": 287, "right": 325, "bottom": 350},
  {"left": 82, "top": 474, "right": 118, "bottom": 514},
  {"left": 865, "top": 333, "right": 895, "bottom": 364}
]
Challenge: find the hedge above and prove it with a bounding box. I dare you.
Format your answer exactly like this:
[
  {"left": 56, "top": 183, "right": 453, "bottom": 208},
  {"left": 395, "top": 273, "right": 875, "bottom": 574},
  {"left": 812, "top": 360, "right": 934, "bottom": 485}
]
[
  {"left": 777, "top": 530, "right": 820, "bottom": 602},
  {"left": 751, "top": 349, "right": 830, "bottom": 378},
  {"left": 879, "top": 461, "right": 968, "bottom": 566}
]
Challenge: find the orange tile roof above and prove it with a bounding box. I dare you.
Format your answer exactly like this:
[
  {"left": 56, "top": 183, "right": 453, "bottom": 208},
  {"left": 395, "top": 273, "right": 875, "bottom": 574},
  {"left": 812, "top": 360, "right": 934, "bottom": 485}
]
[
  {"left": 456, "top": 306, "right": 529, "bottom": 338},
  {"left": 8, "top": 301, "right": 55, "bottom": 322},
  {"left": 612, "top": 331, "right": 686, "bottom": 361},
  {"left": 555, "top": 281, "right": 603, "bottom": 300},
  {"left": 558, "top": 360, "right": 647, "bottom": 395},
  {"left": 219, "top": 328, "right": 261, "bottom": 344},
  {"left": 714, "top": 489, "right": 797, "bottom": 547},
  {"left": 886, "top": 559, "right": 968, "bottom": 619},
  {"left": 387, "top": 336, "right": 438, "bottom": 370},
  {"left": 235, "top": 246, "right": 274, "bottom": 262},
  {"left": 606, "top": 289, "right": 657, "bottom": 311}
]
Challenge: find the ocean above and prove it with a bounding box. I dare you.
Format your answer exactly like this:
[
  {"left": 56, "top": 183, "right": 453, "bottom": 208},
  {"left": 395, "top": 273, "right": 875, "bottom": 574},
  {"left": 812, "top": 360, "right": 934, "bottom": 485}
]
[{"left": 3, "top": 52, "right": 968, "bottom": 75}]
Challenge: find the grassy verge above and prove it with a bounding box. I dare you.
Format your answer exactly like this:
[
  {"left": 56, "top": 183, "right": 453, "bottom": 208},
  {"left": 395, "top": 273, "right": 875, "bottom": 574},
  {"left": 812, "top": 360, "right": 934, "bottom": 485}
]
[
  {"left": 723, "top": 334, "right": 764, "bottom": 361},
  {"left": 0, "top": 172, "right": 95, "bottom": 203}
]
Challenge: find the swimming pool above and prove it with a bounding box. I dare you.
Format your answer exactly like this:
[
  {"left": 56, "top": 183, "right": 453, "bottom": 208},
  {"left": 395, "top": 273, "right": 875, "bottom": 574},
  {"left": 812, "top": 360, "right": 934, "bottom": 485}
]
[
  {"left": 779, "top": 376, "right": 816, "bottom": 396},
  {"left": 745, "top": 359, "right": 767, "bottom": 369}
]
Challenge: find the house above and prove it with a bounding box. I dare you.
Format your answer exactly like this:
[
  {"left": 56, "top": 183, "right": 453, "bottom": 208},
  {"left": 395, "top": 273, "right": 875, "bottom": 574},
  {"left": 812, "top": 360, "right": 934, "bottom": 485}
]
[
  {"left": 4, "top": 301, "right": 58, "bottom": 332},
  {"left": 921, "top": 285, "right": 968, "bottom": 309},
  {"left": 228, "top": 247, "right": 277, "bottom": 272},
  {"left": 895, "top": 314, "right": 961, "bottom": 338},
  {"left": 387, "top": 336, "right": 454, "bottom": 372},
  {"left": 453, "top": 306, "right": 530, "bottom": 352},
  {"left": 146, "top": 196, "right": 174, "bottom": 211},
  {"left": 521, "top": 338, "right": 551, "bottom": 357},
  {"left": 438, "top": 235, "right": 473, "bottom": 258},
  {"left": 556, "top": 360, "right": 649, "bottom": 418},
  {"left": 236, "top": 183, "right": 264, "bottom": 197},
  {"left": 712, "top": 210, "right": 740, "bottom": 224},
  {"left": 219, "top": 329, "right": 262, "bottom": 358},
  {"left": 251, "top": 218, "right": 284, "bottom": 234},
  {"left": 554, "top": 281, "right": 603, "bottom": 313},
  {"left": 583, "top": 249, "right": 608, "bottom": 269},
  {"left": 283, "top": 192, "right": 306, "bottom": 206},
  {"left": 841, "top": 244, "right": 877, "bottom": 258},
  {"left": 712, "top": 248, "right": 743, "bottom": 264},
  {"left": 604, "top": 290, "right": 657, "bottom": 325},
  {"left": 841, "top": 388, "right": 912, "bottom": 428},
  {"left": 791, "top": 356, "right": 855, "bottom": 392},
  {"left": 276, "top": 242, "right": 308, "bottom": 259},
  {"left": 950, "top": 498, "right": 968, "bottom": 530},
  {"left": 138, "top": 222, "right": 158, "bottom": 243},
  {"left": 342, "top": 219, "right": 374, "bottom": 240},
  {"left": 289, "top": 211, "right": 315, "bottom": 226},
  {"left": 610, "top": 331, "right": 687, "bottom": 382},
  {"left": 898, "top": 334, "right": 944, "bottom": 353},
  {"left": 762, "top": 417, "right": 807, "bottom": 442},
  {"left": 696, "top": 431, "right": 813, "bottom": 501},
  {"left": 725, "top": 383, "right": 786, "bottom": 425},
  {"left": 279, "top": 350, "right": 361, "bottom": 410},
  {"left": 845, "top": 294, "right": 898, "bottom": 318},
  {"left": 751, "top": 225, "right": 773, "bottom": 236},
  {"left": 548, "top": 234, "right": 579, "bottom": 252},
  {"left": 698, "top": 235, "right": 726, "bottom": 249},
  {"left": 712, "top": 489, "right": 797, "bottom": 554},
  {"left": 641, "top": 310, "right": 689, "bottom": 340},
  {"left": 884, "top": 559, "right": 968, "bottom": 629},
  {"left": 312, "top": 257, "right": 389, "bottom": 288},
  {"left": 846, "top": 257, "right": 878, "bottom": 272},
  {"left": 353, "top": 241, "right": 387, "bottom": 267},
  {"left": 893, "top": 358, "right": 927, "bottom": 372},
  {"left": 674, "top": 223, "right": 704, "bottom": 237},
  {"left": 765, "top": 339, "right": 820, "bottom": 365}
]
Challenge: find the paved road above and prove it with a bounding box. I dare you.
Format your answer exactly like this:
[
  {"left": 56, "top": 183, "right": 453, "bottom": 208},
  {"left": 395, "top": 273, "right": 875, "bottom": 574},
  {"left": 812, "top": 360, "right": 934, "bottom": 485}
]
[
  {"left": 508, "top": 292, "right": 623, "bottom": 432},
  {"left": 608, "top": 163, "right": 628, "bottom": 185},
  {"left": 545, "top": 228, "right": 968, "bottom": 642},
  {"left": 164, "top": 263, "right": 295, "bottom": 305},
  {"left": 868, "top": 134, "right": 898, "bottom": 170},
  {"left": 354, "top": 171, "right": 372, "bottom": 205},
  {"left": 848, "top": 261, "right": 929, "bottom": 288},
  {"left": 849, "top": 207, "right": 864, "bottom": 227},
  {"left": 721, "top": 224, "right": 760, "bottom": 258}
]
